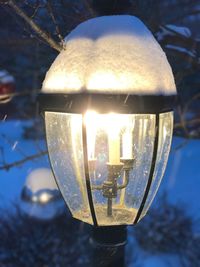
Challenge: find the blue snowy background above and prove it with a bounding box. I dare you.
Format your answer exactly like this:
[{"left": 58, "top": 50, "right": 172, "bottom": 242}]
[
  {"left": 0, "top": 1, "right": 200, "bottom": 267},
  {"left": 1, "top": 119, "right": 199, "bottom": 266}
]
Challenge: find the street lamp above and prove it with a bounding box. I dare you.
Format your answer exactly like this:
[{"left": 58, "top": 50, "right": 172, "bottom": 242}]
[{"left": 39, "top": 15, "right": 177, "bottom": 266}]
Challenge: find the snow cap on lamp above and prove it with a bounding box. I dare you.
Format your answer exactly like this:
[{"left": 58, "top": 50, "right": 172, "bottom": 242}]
[{"left": 42, "top": 15, "right": 176, "bottom": 96}]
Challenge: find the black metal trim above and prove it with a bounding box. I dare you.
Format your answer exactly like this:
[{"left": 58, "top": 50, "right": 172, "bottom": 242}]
[
  {"left": 82, "top": 115, "right": 98, "bottom": 226},
  {"left": 38, "top": 93, "right": 177, "bottom": 114},
  {"left": 92, "top": 226, "right": 127, "bottom": 246},
  {"left": 133, "top": 113, "right": 160, "bottom": 224}
]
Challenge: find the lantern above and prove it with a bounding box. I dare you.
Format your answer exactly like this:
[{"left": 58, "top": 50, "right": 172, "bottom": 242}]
[{"left": 39, "top": 15, "right": 177, "bottom": 227}]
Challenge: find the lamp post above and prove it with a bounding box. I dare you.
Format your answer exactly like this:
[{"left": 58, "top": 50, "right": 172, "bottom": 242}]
[{"left": 39, "top": 15, "right": 177, "bottom": 266}]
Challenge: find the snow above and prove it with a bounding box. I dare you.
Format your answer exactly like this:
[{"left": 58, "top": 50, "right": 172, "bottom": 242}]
[
  {"left": 0, "top": 70, "right": 15, "bottom": 84},
  {"left": 127, "top": 231, "right": 183, "bottom": 267},
  {"left": 25, "top": 168, "right": 57, "bottom": 193},
  {"left": 165, "top": 44, "right": 196, "bottom": 58},
  {"left": 166, "top": 24, "right": 191, "bottom": 37},
  {"left": 138, "top": 253, "right": 182, "bottom": 267},
  {"left": 0, "top": 120, "right": 49, "bottom": 206},
  {"left": 0, "top": 121, "right": 66, "bottom": 220},
  {"left": 162, "top": 137, "right": 200, "bottom": 218},
  {"left": 42, "top": 15, "right": 176, "bottom": 96},
  {"left": 156, "top": 24, "right": 192, "bottom": 41},
  {"left": 21, "top": 198, "right": 65, "bottom": 220}
]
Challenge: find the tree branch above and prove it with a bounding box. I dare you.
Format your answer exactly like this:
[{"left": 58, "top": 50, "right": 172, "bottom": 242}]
[
  {"left": 46, "top": 0, "right": 64, "bottom": 44},
  {"left": 174, "top": 118, "right": 200, "bottom": 129},
  {"left": 0, "top": 150, "right": 47, "bottom": 171},
  {"left": 3, "top": 0, "right": 62, "bottom": 52}
]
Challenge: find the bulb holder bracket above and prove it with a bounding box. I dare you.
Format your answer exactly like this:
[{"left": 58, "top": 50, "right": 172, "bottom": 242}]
[
  {"left": 102, "top": 181, "right": 118, "bottom": 198},
  {"left": 120, "top": 158, "right": 135, "bottom": 170},
  {"left": 102, "top": 164, "right": 124, "bottom": 198}
]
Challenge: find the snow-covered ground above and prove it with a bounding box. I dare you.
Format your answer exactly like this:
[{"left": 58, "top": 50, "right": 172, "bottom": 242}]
[
  {"left": 0, "top": 120, "right": 49, "bottom": 207},
  {"left": 161, "top": 136, "right": 200, "bottom": 217},
  {"left": 0, "top": 119, "right": 199, "bottom": 267},
  {"left": 127, "top": 136, "right": 200, "bottom": 267}
]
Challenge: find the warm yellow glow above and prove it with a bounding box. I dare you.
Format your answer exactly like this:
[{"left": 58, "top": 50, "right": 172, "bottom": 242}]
[
  {"left": 122, "top": 131, "right": 133, "bottom": 159},
  {"left": 84, "top": 111, "right": 134, "bottom": 164},
  {"left": 84, "top": 111, "right": 98, "bottom": 160},
  {"left": 87, "top": 72, "right": 120, "bottom": 90},
  {"left": 122, "top": 118, "right": 135, "bottom": 159},
  {"left": 163, "top": 125, "right": 168, "bottom": 140},
  {"left": 40, "top": 193, "right": 51, "bottom": 203},
  {"left": 45, "top": 72, "right": 82, "bottom": 91},
  {"left": 70, "top": 114, "right": 88, "bottom": 205},
  {"left": 106, "top": 113, "right": 121, "bottom": 165},
  {"left": 84, "top": 111, "right": 124, "bottom": 164},
  {"left": 86, "top": 70, "right": 155, "bottom": 92}
]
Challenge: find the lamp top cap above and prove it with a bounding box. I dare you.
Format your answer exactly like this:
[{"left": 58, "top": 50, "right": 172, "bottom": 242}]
[{"left": 42, "top": 15, "right": 177, "bottom": 96}]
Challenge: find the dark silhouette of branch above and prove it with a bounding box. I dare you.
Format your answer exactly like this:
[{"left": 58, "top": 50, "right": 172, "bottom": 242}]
[
  {"left": 83, "top": 0, "right": 97, "bottom": 17},
  {"left": 46, "top": 0, "right": 64, "bottom": 44},
  {"left": 174, "top": 118, "right": 200, "bottom": 129},
  {"left": 0, "top": 150, "right": 47, "bottom": 171},
  {"left": 1, "top": 0, "right": 62, "bottom": 52}
]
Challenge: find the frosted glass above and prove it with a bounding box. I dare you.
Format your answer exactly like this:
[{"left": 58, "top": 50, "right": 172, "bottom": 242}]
[
  {"left": 141, "top": 112, "right": 173, "bottom": 219},
  {"left": 45, "top": 112, "right": 92, "bottom": 224}
]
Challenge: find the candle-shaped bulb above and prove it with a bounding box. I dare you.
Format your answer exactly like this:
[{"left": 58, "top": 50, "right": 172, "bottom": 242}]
[{"left": 107, "top": 114, "right": 121, "bottom": 165}]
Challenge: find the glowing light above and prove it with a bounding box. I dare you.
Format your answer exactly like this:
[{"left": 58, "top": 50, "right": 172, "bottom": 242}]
[
  {"left": 122, "top": 117, "right": 135, "bottom": 159},
  {"left": 84, "top": 111, "right": 135, "bottom": 164},
  {"left": 163, "top": 125, "right": 168, "bottom": 140},
  {"left": 40, "top": 193, "right": 51, "bottom": 203},
  {"left": 45, "top": 72, "right": 82, "bottom": 92},
  {"left": 87, "top": 70, "right": 154, "bottom": 93},
  {"left": 105, "top": 113, "right": 121, "bottom": 165},
  {"left": 84, "top": 111, "right": 98, "bottom": 160},
  {"left": 87, "top": 71, "right": 119, "bottom": 90},
  {"left": 122, "top": 131, "right": 133, "bottom": 159}
]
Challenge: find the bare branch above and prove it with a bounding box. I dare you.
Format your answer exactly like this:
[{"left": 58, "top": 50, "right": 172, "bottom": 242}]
[
  {"left": 83, "top": 0, "right": 97, "bottom": 17},
  {"left": 3, "top": 0, "right": 62, "bottom": 52},
  {"left": 46, "top": 0, "right": 64, "bottom": 44},
  {"left": 0, "top": 150, "right": 47, "bottom": 171},
  {"left": 174, "top": 118, "right": 200, "bottom": 129}
]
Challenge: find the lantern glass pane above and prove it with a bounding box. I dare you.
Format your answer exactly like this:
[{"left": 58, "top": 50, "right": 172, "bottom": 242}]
[
  {"left": 45, "top": 112, "right": 92, "bottom": 224},
  {"left": 141, "top": 112, "right": 173, "bottom": 219},
  {"left": 85, "top": 113, "right": 156, "bottom": 226}
]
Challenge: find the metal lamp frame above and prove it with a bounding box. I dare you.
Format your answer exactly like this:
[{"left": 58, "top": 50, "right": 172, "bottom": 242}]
[{"left": 39, "top": 92, "right": 177, "bottom": 226}]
